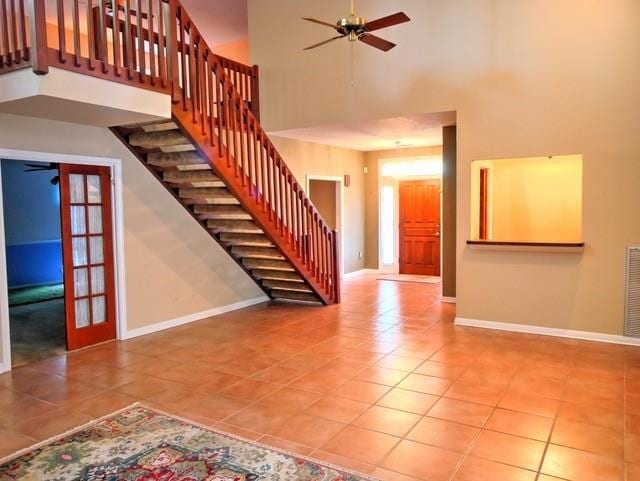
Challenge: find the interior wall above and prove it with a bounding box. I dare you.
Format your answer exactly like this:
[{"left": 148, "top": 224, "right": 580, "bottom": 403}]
[
  {"left": 269, "top": 135, "right": 365, "bottom": 273},
  {"left": 250, "top": 0, "right": 640, "bottom": 335},
  {"left": 309, "top": 179, "right": 338, "bottom": 230},
  {"left": 1, "top": 159, "right": 62, "bottom": 287},
  {"left": 214, "top": 37, "right": 251, "bottom": 64},
  {"left": 0, "top": 113, "right": 265, "bottom": 340},
  {"left": 364, "top": 146, "right": 443, "bottom": 269}
]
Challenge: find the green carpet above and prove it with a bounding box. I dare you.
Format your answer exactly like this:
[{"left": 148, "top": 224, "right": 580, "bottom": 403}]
[{"left": 8, "top": 284, "right": 64, "bottom": 306}]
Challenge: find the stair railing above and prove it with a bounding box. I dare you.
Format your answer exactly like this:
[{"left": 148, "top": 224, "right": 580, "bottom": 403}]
[{"left": 171, "top": 1, "right": 340, "bottom": 303}]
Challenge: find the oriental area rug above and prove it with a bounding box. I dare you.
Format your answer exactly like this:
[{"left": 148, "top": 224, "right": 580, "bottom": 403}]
[{"left": 0, "top": 404, "right": 371, "bottom": 481}]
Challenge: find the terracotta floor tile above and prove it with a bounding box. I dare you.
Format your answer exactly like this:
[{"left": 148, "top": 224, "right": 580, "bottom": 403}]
[
  {"left": 305, "top": 396, "right": 371, "bottom": 424},
  {"left": 470, "top": 430, "right": 545, "bottom": 471},
  {"left": 258, "top": 435, "right": 314, "bottom": 455},
  {"left": 407, "top": 416, "right": 479, "bottom": 453},
  {"left": 428, "top": 398, "right": 493, "bottom": 427},
  {"left": 541, "top": 444, "right": 625, "bottom": 481},
  {"left": 321, "top": 425, "right": 400, "bottom": 465},
  {"left": 627, "top": 433, "right": 640, "bottom": 464},
  {"left": 397, "top": 373, "right": 452, "bottom": 395},
  {"left": 354, "top": 366, "right": 408, "bottom": 386},
  {"left": 221, "top": 378, "right": 281, "bottom": 401},
  {"left": 224, "top": 402, "right": 297, "bottom": 433},
  {"left": 382, "top": 439, "right": 462, "bottom": 481},
  {"left": 498, "top": 391, "right": 560, "bottom": 418},
  {"left": 269, "top": 413, "right": 345, "bottom": 448},
  {"left": 260, "top": 387, "right": 323, "bottom": 411},
  {"left": 336, "top": 380, "right": 390, "bottom": 403},
  {"left": 551, "top": 419, "right": 624, "bottom": 459},
  {"left": 452, "top": 456, "right": 537, "bottom": 481},
  {"left": 371, "top": 467, "right": 423, "bottom": 481},
  {"left": 311, "top": 450, "right": 376, "bottom": 475},
  {"left": 376, "top": 388, "right": 439, "bottom": 415},
  {"left": 558, "top": 400, "right": 624, "bottom": 432},
  {"left": 352, "top": 405, "right": 421, "bottom": 437},
  {"left": 251, "top": 365, "right": 305, "bottom": 384},
  {"left": 444, "top": 379, "right": 505, "bottom": 406},
  {"left": 627, "top": 462, "right": 640, "bottom": 481},
  {"left": 485, "top": 408, "right": 553, "bottom": 441},
  {"left": 375, "top": 355, "right": 424, "bottom": 372},
  {"left": 414, "top": 361, "right": 466, "bottom": 380}
]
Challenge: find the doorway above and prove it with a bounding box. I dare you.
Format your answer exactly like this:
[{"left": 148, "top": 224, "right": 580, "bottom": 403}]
[
  {"left": 0, "top": 154, "right": 122, "bottom": 370},
  {"left": 306, "top": 175, "right": 344, "bottom": 275},
  {"left": 399, "top": 179, "right": 441, "bottom": 276}
]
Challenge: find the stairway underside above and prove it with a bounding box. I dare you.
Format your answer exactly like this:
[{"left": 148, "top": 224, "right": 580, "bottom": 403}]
[{"left": 112, "top": 119, "right": 324, "bottom": 304}]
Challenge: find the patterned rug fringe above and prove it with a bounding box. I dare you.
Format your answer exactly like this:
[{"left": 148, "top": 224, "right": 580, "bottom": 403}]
[{"left": 0, "top": 402, "right": 381, "bottom": 481}]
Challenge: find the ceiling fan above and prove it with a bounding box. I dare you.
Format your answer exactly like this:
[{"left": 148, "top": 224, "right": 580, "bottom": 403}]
[
  {"left": 24, "top": 162, "right": 60, "bottom": 185},
  {"left": 302, "top": 0, "right": 410, "bottom": 52}
]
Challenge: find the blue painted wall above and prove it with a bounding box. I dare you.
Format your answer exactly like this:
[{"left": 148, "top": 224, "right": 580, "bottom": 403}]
[{"left": 1, "top": 159, "right": 63, "bottom": 288}]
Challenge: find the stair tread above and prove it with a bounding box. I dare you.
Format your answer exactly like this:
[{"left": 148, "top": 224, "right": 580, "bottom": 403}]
[
  {"left": 271, "top": 289, "right": 321, "bottom": 303},
  {"left": 207, "top": 220, "right": 263, "bottom": 234},
  {"left": 262, "top": 279, "right": 312, "bottom": 293},
  {"left": 243, "top": 258, "right": 294, "bottom": 271},
  {"left": 142, "top": 121, "right": 179, "bottom": 133},
  {"left": 252, "top": 269, "right": 303, "bottom": 282},
  {"left": 219, "top": 233, "right": 273, "bottom": 247},
  {"left": 130, "top": 130, "right": 189, "bottom": 149},
  {"left": 147, "top": 152, "right": 209, "bottom": 171},
  {"left": 164, "top": 170, "right": 224, "bottom": 187},
  {"left": 231, "top": 245, "right": 284, "bottom": 260}
]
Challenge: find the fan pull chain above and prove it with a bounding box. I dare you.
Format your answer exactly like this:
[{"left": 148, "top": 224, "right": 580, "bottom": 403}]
[{"left": 350, "top": 41, "right": 355, "bottom": 86}]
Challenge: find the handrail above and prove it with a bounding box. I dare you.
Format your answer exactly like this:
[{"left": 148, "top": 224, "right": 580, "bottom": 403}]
[{"left": 172, "top": 1, "right": 340, "bottom": 302}]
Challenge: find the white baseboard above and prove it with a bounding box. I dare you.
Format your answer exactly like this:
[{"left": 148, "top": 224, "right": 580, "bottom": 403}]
[
  {"left": 344, "top": 268, "right": 379, "bottom": 278},
  {"left": 0, "top": 361, "right": 8, "bottom": 374},
  {"left": 441, "top": 297, "right": 456, "bottom": 304},
  {"left": 455, "top": 317, "right": 640, "bottom": 347},
  {"left": 122, "top": 296, "right": 268, "bottom": 340}
]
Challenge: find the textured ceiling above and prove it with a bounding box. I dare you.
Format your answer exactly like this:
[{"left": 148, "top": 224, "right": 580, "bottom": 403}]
[{"left": 270, "top": 111, "right": 456, "bottom": 151}]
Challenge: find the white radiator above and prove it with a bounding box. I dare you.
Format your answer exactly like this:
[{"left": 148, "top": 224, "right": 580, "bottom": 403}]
[{"left": 625, "top": 246, "right": 640, "bottom": 337}]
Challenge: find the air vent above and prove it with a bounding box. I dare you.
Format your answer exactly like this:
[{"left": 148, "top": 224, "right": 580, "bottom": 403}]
[{"left": 624, "top": 246, "right": 640, "bottom": 337}]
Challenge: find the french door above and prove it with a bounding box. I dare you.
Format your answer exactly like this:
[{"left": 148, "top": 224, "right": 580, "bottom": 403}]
[{"left": 59, "top": 164, "right": 117, "bottom": 350}]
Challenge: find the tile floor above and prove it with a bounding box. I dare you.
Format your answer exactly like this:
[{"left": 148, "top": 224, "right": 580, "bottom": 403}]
[{"left": 1, "top": 274, "right": 639, "bottom": 481}]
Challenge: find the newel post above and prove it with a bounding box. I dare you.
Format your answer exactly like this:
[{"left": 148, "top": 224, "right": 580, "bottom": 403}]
[
  {"left": 28, "top": 0, "right": 48, "bottom": 74},
  {"left": 164, "top": 0, "right": 181, "bottom": 103},
  {"left": 250, "top": 64, "right": 260, "bottom": 121},
  {"left": 332, "top": 229, "right": 341, "bottom": 303}
]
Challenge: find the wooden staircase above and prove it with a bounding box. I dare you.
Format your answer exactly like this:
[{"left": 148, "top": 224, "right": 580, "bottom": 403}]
[
  {"left": 0, "top": 0, "right": 341, "bottom": 304},
  {"left": 113, "top": 120, "right": 324, "bottom": 303}
]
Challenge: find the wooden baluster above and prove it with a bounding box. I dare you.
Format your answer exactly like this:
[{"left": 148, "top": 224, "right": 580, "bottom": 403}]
[
  {"left": 267, "top": 145, "right": 274, "bottom": 222},
  {"left": 9, "top": 0, "right": 18, "bottom": 63},
  {"left": 179, "top": 12, "right": 187, "bottom": 108},
  {"left": 260, "top": 132, "right": 267, "bottom": 211},
  {"left": 18, "top": 0, "right": 27, "bottom": 61},
  {"left": 53, "top": 0, "right": 65, "bottom": 63},
  {"left": 207, "top": 57, "right": 214, "bottom": 145},
  {"left": 123, "top": 0, "right": 133, "bottom": 78},
  {"left": 224, "top": 81, "right": 232, "bottom": 166},
  {"left": 98, "top": 0, "right": 108, "bottom": 72},
  {"left": 285, "top": 173, "right": 291, "bottom": 242},
  {"left": 217, "top": 72, "right": 225, "bottom": 158},
  {"left": 136, "top": 0, "right": 145, "bottom": 81},
  {"left": 2, "top": 0, "right": 12, "bottom": 66},
  {"left": 231, "top": 91, "right": 240, "bottom": 178},
  {"left": 146, "top": 0, "right": 155, "bottom": 82},
  {"left": 323, "top": 226, "right": 329, "bottom": 290},
  {"left": 157, "top": 0, "right": 165, "bottom": 84},
  {"left": 247, "top": 114, "right": 255, "bottom": 194},
  {"left": 164, "top": 0, "right": 179, "bottom": 101},
  {"left": 314, "top": 213, "right": 320, "bottom": 279},
  {"left": 87, "top": 1, "right": 97, "bottom": 70},
  {"left": 319, "top": 222, "right": 325, "bottom": 287},
  {"left": 250, "top": 64, "right": 260, "bottom": 120},
  {"left": 188, "top": 27, "right": 196, "bottom": 120},
  {"left": 252, "top": 119, "right": 260, "bottom": 203},
  {"left": 279, "top": 163, "right": 286, "bottom": 236},
  {"left": 111, "top": 0, "right": 121, "bottom": 76},
  {"left": 239, "top": 100, "right": 247, "bottom": 186},
  {"left": 27, "top": 0, "right": 47, "bottom": 73},
  {"left": 293, "top": 184, "right": 299, "bottom": 254},
  {"left": 69, "top": 0, "right": 80, "bottom": 65},
  {"left": 332, "top": 229, "right": 340, "bottom": 302}
]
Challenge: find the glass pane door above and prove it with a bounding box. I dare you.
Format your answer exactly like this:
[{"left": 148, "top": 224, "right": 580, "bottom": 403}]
[{"left": 59, "top": 165, "right": 116, "bottom": 350}]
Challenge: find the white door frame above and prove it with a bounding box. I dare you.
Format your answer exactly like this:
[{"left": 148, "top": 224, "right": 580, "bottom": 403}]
[
  {"left": 0, "top": 149, "right": 127, "bottom": 373},
  {"left": 305, "top": 174, "right": 345, "bottom": 276}
]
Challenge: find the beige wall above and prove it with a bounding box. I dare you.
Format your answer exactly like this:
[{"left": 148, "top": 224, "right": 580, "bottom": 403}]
[
  {"left": 309, "top": 179, "right": 338, "bottom": 230},
  {"left": 364, "top": 146, "right": 443, "bottom": 269},
  {"left": 214, "top": 37, "right": 251, "bottom": 64},
  {"left": 250, "top": 0, "right": 640, "bottom": 335},
  {"left": 270, "top": 136, "right": 366, "bottom": 274},
  {"left": 0, "top": 114, "right": 265, "bottom": 350}
]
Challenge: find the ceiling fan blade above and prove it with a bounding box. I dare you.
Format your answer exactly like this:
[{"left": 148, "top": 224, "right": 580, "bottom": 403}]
[
  {"left": 302, "top": 17, "right": 339, "bottom": 30},
  {"left": 358, "top": 33, "right": 396, "bottom": 51},
  {"left": 303, "top": 35, "right": 345, "bottom": 51},
  {"left": 364, "top": 12, "right": 410, "bottom": 32}
]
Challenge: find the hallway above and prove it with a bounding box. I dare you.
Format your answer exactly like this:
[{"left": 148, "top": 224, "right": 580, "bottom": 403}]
[{"left": 0, "top": 274, "right": 636, "bottom": 481}]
